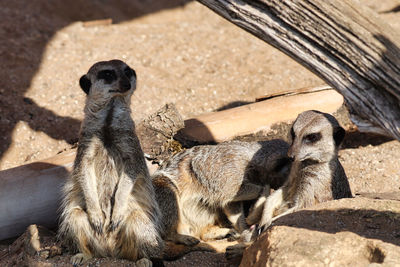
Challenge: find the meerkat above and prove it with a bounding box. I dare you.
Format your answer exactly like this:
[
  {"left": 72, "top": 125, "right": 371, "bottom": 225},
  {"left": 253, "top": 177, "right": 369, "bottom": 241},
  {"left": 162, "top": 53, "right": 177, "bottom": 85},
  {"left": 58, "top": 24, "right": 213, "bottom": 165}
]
[
  {"left": 152, "top": 140, "right": 291, "bottom": 245},
  {"left": 226, "top": 110, "right": 352, "bottom": 261},
  {"left": 247, "top": 110, "right": 352, "bottom": 229},
  {"left": 58, "top": 60, "right": 163, "bottom": 266}
]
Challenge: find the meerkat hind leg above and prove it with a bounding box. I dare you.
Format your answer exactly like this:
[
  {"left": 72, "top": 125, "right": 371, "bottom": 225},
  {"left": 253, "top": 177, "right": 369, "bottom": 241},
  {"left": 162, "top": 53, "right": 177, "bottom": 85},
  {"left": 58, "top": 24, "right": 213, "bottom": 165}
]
[
  {"left": 153, "top": 176, "right": 199, "bottom": 246},
  {"left": 170, "top": 233, "right": 200, "bottom": 246},
  {"left": 64, "top": 207, "right": 99, "bottom": 263},
  {"left": 117, "top": 208, "right": 163, "bottom": 261},
  {"left": 200, "top": 225, "right": 238, "bottom": 241}
]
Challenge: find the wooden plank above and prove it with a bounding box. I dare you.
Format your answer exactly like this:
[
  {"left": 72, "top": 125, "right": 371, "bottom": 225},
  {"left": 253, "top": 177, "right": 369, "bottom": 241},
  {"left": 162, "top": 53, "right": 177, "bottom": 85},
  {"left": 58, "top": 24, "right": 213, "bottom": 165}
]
[
  {"left": 255, "top": 85, "right": 332, "bottom": 101},
  {"left": 180, "top": 89, "right": 343, "bottom": 143}
]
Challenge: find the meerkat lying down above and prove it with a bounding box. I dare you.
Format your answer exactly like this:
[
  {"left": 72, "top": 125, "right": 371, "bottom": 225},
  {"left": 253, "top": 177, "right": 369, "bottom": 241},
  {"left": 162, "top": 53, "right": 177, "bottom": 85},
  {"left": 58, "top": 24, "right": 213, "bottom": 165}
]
[
  {"left": 226, "top": 110, "right": 352, "bottom": 260},
  {"left": 152, "top": 140, "right": 291, "bottom": 245},
  {"left": 58, "top": 60, "right": 163, "bottom": 266}
]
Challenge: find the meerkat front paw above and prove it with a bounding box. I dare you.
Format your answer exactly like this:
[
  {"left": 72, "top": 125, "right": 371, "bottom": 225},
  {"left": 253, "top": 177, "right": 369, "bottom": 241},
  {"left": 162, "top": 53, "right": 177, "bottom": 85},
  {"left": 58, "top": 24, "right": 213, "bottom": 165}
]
[
  {"left": 87, "top": 209, "right": 104, "bottom": 234},
  {"left": 226, "top": 229, "right": 241, "bottom": 241},
  {"left": 108, "top": 212, "right": 126, "bottom": 232},
  {"left": 70, "top": 252, "right": 92, "bottom": 266},
  {"left": 135, "top": 257, "right": 153, "bottom": 267},
  {"left": 257, "top": 217, "right": 272, "bottom": 233}
]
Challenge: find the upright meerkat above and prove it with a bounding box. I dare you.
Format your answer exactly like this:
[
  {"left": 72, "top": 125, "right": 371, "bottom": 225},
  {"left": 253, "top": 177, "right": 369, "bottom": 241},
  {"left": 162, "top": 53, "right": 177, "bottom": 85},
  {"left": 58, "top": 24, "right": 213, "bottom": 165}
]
[
  {"left": 152, "top": 140, "right": 291, "bottom": 245},
  {"left": 58, "top": 60, "right": 163, "bottom": 266},
  {"left": 247, "top": 110, "right": 352, "bottom": 230}
]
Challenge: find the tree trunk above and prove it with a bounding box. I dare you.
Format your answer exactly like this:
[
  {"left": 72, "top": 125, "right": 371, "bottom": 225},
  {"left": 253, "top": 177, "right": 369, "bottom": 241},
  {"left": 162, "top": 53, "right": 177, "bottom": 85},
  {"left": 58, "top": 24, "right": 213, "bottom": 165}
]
[{"left": 196, "top": 0, "right": 400, "bottom": 140}]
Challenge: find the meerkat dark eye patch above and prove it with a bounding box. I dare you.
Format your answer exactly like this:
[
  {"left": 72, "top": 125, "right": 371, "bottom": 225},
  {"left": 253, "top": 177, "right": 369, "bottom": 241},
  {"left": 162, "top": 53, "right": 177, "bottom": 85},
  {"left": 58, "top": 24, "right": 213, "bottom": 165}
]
[
  {"left": 124, "top": 67, "right": 136, "bottom": 79},
  {"left": 303, "top": 132, "right": 322, "bottom": 143},
  {"left": 97, "top": 69, "right": 117, "bottom": 84}
]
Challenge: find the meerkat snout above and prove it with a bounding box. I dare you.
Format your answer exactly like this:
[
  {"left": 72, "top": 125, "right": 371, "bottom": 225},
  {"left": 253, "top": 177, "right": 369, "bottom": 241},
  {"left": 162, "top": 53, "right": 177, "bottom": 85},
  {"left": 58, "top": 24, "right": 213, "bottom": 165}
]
[{"left": 79, "top": 59, "right": 137, "bottom": 95}]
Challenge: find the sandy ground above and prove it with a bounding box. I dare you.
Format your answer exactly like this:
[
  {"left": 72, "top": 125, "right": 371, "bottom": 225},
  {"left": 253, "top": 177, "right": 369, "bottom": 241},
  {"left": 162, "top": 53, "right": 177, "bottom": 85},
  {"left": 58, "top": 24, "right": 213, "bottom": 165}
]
[{"left": 0, "top": 0, "right": 399, "bottom": 266}]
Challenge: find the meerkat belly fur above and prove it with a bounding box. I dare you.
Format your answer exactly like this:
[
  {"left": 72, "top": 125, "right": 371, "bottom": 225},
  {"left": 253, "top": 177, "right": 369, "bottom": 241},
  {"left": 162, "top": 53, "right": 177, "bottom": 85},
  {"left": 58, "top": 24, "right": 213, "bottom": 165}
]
[
  {"left": 248, "top": 110, "right": 352, "bottom": 230},
  {"left": 58, "top": 60, "right": 163, "bottom": 265},
  {"left": 152, "top": 140, "right": 290, "bottom": 244}
]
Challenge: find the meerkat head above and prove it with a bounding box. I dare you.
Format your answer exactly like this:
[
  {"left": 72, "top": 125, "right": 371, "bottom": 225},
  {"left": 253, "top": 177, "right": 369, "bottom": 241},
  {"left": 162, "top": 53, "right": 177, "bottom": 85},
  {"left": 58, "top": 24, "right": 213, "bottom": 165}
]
[
  {"left": 79, "top": 59, "right": 136, "bottom": 100},
  {"left": 288, "top": 110, "right": 345, "bottom": 163}
]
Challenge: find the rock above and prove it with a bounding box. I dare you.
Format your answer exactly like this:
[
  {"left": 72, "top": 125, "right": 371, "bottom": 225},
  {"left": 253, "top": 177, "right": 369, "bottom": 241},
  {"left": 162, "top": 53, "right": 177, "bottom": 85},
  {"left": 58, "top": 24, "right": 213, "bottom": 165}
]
[
  {"left": 240, "top": 197, "right": 400, "bottom": 266},
  {"left": 25, "top": 224, "right": 41, "bottom": 256},
  {"left": 8, "top": 225, "right": 62, "bottom": 259}
]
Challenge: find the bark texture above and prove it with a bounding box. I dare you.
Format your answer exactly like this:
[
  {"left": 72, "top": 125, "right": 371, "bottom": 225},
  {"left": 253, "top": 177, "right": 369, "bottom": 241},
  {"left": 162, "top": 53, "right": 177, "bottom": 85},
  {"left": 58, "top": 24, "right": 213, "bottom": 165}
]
[
  {"left": 136, "top": 103, "right": 185, "bottom": 163},
  {"left": 197, "top": 0, "right": 400, "bottom": 140}
]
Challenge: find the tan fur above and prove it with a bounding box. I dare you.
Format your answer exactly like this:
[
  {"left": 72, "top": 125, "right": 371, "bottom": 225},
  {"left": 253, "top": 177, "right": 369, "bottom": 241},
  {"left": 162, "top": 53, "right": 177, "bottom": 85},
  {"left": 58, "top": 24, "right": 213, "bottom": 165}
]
[
  {"left": 227, "top": 111, "right": 353, "bottom": 260},
  {"left": 249, "top": 110, "right": 352, "bottom": 230},
  {"left": 58, "top": 60, "right": 163, "bottom": 265},
  {"left": 152, "top": 140, "right": 290, "bottom": 245}
]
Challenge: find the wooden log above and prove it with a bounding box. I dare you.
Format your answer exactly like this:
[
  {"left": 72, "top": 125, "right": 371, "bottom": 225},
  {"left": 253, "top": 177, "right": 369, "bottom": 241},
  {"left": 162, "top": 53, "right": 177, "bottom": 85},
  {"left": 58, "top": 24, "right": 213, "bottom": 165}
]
[
  {"left": 196, "top": 0, "right": 400, "bottom": 140},
  {"left": 179, "top": 89, "right": 343, "bottom": 143},
  {"left": 0, "top": 151, "right": 74, "bottom": 240},
  {"left": 0, "top": 150, "right": 159, "bottom": 241}
]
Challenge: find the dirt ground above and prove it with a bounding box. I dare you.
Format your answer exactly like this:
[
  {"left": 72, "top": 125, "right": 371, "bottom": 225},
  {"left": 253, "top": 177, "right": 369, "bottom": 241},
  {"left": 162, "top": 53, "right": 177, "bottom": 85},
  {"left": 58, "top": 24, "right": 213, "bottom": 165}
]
[{"left": 0, "top": 0, "right": 400, "bottom": 266}]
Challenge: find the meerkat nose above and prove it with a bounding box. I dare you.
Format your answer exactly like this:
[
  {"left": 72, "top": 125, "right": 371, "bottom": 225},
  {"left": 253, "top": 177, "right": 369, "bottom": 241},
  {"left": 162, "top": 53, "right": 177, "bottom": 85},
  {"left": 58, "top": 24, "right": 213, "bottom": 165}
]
[{"left": 120, "top": 79, "right": 131, "bottom": 91}]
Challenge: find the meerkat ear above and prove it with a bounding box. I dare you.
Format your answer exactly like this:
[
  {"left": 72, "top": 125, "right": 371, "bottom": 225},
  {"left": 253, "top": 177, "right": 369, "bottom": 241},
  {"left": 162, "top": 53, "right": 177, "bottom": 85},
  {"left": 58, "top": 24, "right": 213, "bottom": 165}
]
[
  {"left": 79, "top": 75, "right": 91, "bottom": 95},
  {"left": 289, "top": 126, "right": 295, "bottom": 141},
  {"left": 333, "top": 126, "right": 345, "bottom": 146}
]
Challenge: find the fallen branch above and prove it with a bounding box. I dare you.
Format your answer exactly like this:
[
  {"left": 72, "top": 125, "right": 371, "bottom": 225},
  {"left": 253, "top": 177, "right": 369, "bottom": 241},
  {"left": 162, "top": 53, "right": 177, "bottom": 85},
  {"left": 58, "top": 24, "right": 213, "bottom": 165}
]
[{"left": 178, "top": 89, "right": 343, "bottom": 143}]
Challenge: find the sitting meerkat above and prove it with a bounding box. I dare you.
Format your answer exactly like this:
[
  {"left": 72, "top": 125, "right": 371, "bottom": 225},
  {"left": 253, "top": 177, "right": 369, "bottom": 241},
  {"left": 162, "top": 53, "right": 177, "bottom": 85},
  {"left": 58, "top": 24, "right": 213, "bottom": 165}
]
[
  {"left": 226, "top": 110, "right": 352, "bottom": 260},
  {"left": 249, "top": 110, "right": 352, "bottom": 229},
  {"left": 152, "top": 140, "right": 291, "bottom": 245},
  {"left": 58, "top": 60, "right": 163, "bottom": 266}
]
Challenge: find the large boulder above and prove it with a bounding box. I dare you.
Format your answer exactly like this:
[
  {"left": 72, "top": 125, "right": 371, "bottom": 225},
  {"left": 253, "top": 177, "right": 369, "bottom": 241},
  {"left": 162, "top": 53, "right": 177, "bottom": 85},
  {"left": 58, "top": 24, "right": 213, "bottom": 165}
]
[{"left": 241, "top": 197, "right": 400, "bottom": 266}]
